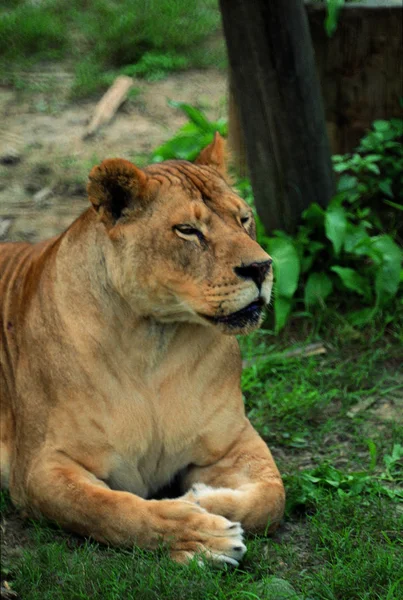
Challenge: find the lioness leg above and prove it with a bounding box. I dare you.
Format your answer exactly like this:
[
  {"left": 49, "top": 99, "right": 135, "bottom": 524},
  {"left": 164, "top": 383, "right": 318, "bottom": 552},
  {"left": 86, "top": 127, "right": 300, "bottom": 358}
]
[
  {"left": 182, "top": 422, "right": 285, "bottom": 533},
  {"left": 23, "top": 452, "right": 246, "bottom": 565}
]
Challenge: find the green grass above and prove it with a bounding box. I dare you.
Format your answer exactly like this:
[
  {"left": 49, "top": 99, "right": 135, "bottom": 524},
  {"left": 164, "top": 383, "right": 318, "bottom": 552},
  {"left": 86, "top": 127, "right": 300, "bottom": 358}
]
[
  {"left": 0, "top": 0, "right": 225, "bottom": 97},
  {"left": 0, "top": 2, "right": 67, "bottom": 61},
  {"left": 2, "top": 318, "right": 402, "bottom": 600},
  {"left": 240, "top": 324, "right": 403, "bottom": 453}
]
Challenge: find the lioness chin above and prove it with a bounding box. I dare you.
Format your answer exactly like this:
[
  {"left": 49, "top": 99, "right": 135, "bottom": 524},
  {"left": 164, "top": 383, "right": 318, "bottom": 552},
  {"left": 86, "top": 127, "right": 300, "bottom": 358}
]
[{"left": 0, "top": 133, "right": 284, "bottom": 566}]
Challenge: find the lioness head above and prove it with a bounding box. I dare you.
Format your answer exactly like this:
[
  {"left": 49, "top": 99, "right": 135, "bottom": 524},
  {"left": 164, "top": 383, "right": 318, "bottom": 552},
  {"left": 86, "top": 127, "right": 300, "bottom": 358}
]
[{"left": 87, "top": 133, "right": 273, "bottom": 335}]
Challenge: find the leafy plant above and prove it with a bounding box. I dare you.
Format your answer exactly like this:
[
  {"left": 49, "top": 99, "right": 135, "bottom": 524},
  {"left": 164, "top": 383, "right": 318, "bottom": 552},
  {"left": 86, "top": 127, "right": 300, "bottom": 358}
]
[
  {"left": 253, "top": 118, "right": 403, "bottom": 331},
  {"left": 333, "top": 118, "right": 403, "bottom": 230},
  {"left": 285, "top": 443, "right": 403, "bottom": 515},
  {"left": 324, "top": 0, "right": 345, "bottom": 36},
  {"left": 151, "top": 101, "right": 227, "bottom": 162},
  {"left": 312, "top": 0, "right": 351, "bottom": 37},
  {"left": 120, "top": 52, "right": 189, "bottom": 82}
]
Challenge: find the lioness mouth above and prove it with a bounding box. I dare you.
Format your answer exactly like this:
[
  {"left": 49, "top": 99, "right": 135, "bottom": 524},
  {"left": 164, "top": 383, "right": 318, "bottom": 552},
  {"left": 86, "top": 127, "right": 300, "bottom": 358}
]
[{"left": 203, "top": 298, "right": 266, "bottom": 329}]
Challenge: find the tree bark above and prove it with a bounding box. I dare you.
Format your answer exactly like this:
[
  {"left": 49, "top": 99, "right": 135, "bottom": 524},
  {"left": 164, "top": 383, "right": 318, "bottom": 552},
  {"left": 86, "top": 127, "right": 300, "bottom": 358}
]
[
  {"left": 219, "top": 0, "right": 334, "bottom": 234},
  {"left": 227, "top": 72, "right": 248, "bottom": 179},
  {"left": 307, "top": 1, "right": 403, "bottom": 154}
]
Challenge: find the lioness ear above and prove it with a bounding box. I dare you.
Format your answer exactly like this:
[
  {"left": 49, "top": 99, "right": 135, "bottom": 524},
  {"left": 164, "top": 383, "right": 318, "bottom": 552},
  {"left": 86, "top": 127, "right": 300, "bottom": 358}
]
[
  {"left": 87, "top": 158, "right": 148, "bottom": 226},
  {"left": 194, "top": 132, "right": 227, "bottom": 177}
]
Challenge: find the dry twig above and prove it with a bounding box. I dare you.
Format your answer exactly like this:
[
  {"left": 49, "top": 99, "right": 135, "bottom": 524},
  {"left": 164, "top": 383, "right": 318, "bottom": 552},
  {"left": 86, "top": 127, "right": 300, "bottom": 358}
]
[{"left": 83, "top": 76, "right": 133, "bottom": 139}]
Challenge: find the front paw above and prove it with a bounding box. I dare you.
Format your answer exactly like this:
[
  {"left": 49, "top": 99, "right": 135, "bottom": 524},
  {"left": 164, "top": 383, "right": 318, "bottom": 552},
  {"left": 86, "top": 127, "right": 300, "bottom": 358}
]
[
  {"left": 148, "top": 499, "right": 246, "bottom": 566},
  {"left": 169, "top": 515, "right": 246, "bottom": 566}
]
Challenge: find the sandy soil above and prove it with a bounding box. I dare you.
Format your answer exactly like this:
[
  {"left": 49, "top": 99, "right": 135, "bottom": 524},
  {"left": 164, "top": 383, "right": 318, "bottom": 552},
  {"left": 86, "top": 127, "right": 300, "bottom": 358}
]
[{"left": 0, "top": 68, "right": 227, "bottom": 243}]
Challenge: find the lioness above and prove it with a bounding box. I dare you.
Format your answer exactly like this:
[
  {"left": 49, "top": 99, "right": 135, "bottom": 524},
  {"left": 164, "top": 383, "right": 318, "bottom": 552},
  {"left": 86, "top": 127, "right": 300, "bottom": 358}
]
[{"left": 0, "top": 134, "right": 284, "bottom": 565}]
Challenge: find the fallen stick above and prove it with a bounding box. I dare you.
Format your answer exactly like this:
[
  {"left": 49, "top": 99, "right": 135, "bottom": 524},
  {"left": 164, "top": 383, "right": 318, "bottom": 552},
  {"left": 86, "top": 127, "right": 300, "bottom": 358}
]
[
  {"left": 282, "top": 342, "right": 327, "bottom": 358},
  {"left": 242, "top": 342, "right": 327, "bottom": 369},
  {"left": 347, "top": 396, "right": 378, "bottom": 418},
  {"left": 83, "top": 75, "right": 133, "bottom": 139}
]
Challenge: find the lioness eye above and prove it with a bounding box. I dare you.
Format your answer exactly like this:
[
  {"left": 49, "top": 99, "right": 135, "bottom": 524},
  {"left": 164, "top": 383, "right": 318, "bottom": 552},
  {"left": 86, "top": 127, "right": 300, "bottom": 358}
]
[
  {"left": 174, "top": 225, "right": 205, "bottom": 242},
  {"left": 240, "top": 216, "right": 250, "bottom": 226},
  {"left": 175, "top": 225, "right": 199, "bottom": 235}
]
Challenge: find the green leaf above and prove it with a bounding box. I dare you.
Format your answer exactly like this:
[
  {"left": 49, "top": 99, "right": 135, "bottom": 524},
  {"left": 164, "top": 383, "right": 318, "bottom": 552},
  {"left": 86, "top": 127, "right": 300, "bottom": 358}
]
[
  {"left": 152, "top": 130, "right": 212, "bottom": 161},
  {"left": 379, "top": 179, "right": 394, "bottom": 198},
  {"left": 301, "top": 242, "right": 325, "bottom": 274},
  {"left": 325, "top": 202, "right": 347, "bottom": 255},
  {"left": 348, "top": 307, "right": 376, "bottom": 327},
  {"left": 383, "top": 199, "right": 403, "bottom": 211},
  {"left": 332, "top": 155, "right": 345, "bottom": 163},
  {"left": 304, "top": 272, "right": 333, "bottom": 307},
  {"left": 333, "top": 162, "right": 348, "bottom": 173},
  {"left": 301, "top": 254, "right": 315, "bottom": 274},
  {"left": 168, "top": 100, "right": 214, "bottom": 133},
  {"left": 337, "top": 174, "right": 358, "bottom": 192},
  {"left": 371, "top": 235, "right": 402, "bottom": 306},
  {"left": 302, "top": 203, "right": 325, "bottom": 228},
  {"left": 367, "top": 439, "right": 378, "bottom": 471},
  {"left": 347, "top": 233, "right": 377, "bottom": 260},
  {"left": 267, "top": 238, "right": 300, "bottom": 299},
  {"left": 373, "top": 120, "right": 391, "bottom": 132},
  {"left": 274, "top": 296, "right": 293, "bottom": 334},
  {"left": 383, "top": 444, "right": 403, "bottom": 477},
  {"left": 366, "top": 163, "right": 381, "bottom": 175},
  {"left": 331, "top": 266, "right": 371, "bottom": 300},
  {"left": 325, "top": 0, "right": 345, "bottom": 36},
  {"left": 151, "top": 101, "right": 227, "bottom": 162}
]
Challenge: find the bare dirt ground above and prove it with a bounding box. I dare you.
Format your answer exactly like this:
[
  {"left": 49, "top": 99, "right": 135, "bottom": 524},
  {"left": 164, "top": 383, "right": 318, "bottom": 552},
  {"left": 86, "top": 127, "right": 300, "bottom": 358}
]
[{"left": 0, "top": 68, "right": 227, "bottom": 243}]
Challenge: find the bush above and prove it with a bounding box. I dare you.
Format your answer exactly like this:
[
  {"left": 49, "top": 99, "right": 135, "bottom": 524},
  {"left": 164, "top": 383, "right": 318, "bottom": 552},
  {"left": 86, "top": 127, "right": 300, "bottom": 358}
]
[
  {"left": 0, "top": 2, "right": 68, "bottom": 60},
  {"left": 76, "top": 0, "right": 220, "bottom": 68},
  {"left": 151, "top": 101, "right": 227, "bottom": 162},
  {"left": 259, "top": 117, "right": 403, "bottom": 331},
  {"left": 120, "top": 52, "right": 189, "bottom": 82}
]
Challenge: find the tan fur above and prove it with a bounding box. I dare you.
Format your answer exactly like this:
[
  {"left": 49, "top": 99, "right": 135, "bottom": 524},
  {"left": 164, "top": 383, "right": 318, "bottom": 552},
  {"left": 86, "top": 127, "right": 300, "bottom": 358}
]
[{"left": 0, "top": 135, "right": 284, "bottom": 565}]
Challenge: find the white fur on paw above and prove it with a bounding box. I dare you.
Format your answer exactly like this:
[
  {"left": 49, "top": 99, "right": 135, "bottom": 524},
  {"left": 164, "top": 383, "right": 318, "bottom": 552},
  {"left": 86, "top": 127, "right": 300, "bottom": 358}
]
[
  {"left": 189, "top": 483, "right": 214, "bottom": 498},
  {"left": 188, "top": 483, "right": 244, "bottom": 502},
  {"left": 209, "top": 554, "right": 241, "bottom": 567}
]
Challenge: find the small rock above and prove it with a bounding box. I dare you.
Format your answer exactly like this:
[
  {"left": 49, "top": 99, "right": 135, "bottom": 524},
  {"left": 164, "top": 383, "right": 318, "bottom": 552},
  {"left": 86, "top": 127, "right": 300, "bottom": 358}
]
[
  {"left": 24, "top": 180, "right": 42, "bottom": 194},
  {"left": 256, "top": 577, "right": 304, "bottom": 600},
  {"left": 0, "top": 582, "right": 19, "bottom": 599},
  {"left": 33, "top": 187, "right": 53, "bottom": 206},
  {"left": 0, "top": 219, "right": 12, "bottom": 240},
  {"left": 0, "top": 148, "right": 21, "bottom": 166}
]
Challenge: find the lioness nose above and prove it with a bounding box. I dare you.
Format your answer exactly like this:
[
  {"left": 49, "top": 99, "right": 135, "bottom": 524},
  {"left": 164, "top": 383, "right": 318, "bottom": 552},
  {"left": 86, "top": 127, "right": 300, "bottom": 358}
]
[{"left": 234, "top": 260, "right": 272, "bottom": 289}]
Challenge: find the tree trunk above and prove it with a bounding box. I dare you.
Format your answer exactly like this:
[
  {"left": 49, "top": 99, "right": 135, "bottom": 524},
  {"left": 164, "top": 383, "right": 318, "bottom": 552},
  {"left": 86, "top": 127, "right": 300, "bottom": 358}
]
[
  {"left": 219, "top": 0, "right": 334, "bottom": 234},
  {"left": 307, "top": 0, "right": 403, "bottom": 154},
  {"left": 227, "top": 72, "right": 248, "bottom": 179}
]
